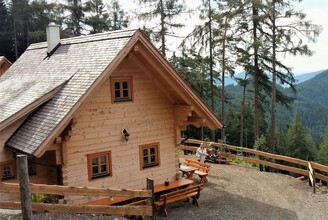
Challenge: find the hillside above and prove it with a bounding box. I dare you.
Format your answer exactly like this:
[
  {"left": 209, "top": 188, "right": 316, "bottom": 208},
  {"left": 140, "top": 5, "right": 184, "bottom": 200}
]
[{"left": 224, "top": 69, "right": 328, "bottom": 143}]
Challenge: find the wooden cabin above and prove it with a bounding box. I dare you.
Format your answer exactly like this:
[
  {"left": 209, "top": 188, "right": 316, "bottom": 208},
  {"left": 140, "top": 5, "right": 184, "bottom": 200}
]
[
  {"left": 0, "top": 24, "right": 222, "bottom": 204},
  {"left": 0, "top": 56, "right": 11, "bottom": 77}
]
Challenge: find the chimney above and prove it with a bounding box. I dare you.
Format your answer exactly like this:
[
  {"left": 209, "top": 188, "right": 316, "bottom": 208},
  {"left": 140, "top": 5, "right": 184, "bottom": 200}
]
[{"left": 46, "top": 22, "right": 60, "bottom": 54}]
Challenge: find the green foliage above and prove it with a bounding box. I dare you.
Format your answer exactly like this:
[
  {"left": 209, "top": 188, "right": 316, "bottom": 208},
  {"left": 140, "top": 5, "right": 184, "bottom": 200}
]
[
  {"left": 318, "top": 125, "right": 328, "bottom": 166},
  {"left": 31, "top": 193, "right": 53, "bottom": 203},
  {"left": 285, "top": 113, "right": 317, "bottom": 160}
]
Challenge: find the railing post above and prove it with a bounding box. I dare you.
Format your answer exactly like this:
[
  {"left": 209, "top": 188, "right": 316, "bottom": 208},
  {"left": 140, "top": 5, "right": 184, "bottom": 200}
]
[
  {"left": 308, "top": 161, "right": 316, "bottom": 194},
  {"left": 146, "top": 178, "right": 154, "bottom": 220},
  {"left": 17, "top": 155, "right": 32, "bottom": 220}
]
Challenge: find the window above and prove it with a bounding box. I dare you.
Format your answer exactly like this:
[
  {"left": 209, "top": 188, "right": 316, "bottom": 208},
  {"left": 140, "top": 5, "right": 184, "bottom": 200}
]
[
  {"left": 1, "top": 161, "right": 15, "bottom": 180},
  {"left": 139, "top": 143, "right": 160, "bottom": 169},
  {"left": 28, "top": 160, "right": 36, "bottom": 175},
  {"left": 87, "top": 151, "right": 112, "bottom": 180},
  {"left": 110, "top": 77, "right": 133, "bottom": 102}
]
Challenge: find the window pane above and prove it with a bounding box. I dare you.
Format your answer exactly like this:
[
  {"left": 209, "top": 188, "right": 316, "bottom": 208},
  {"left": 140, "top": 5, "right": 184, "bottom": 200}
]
[
  {"left": 122, "top": 89, "right": 128, "bottom": 97},
  {"left": 143, "top": 149, "right": 148, "bottom": 156},
  {"left": 150, "top": 147, "right": 155, "bottom": 154},
  {"left": 100, "top": 156, "right": 106, "bottom": 164},
  {"left": 92, "top": 158, "right": 98, "bottom": 166},
  {"left": 150, "top": 155, "right": 156, "bottom": 163},
  {"left": 114, "top": 82, "right": 120, "bottom": 90},
  {"left": 115, "top": 90, "right": 120, "bottom": 98},
  {"left": 100, "top": 164, "right": 107, "bottom": 173},
  {"left": 143, "top": 156, "right": 148, "bottom": 164},
  {"left": 122, "top": 81, "right": 128, "bottom": 89},
  {"left": 3, "top": 166, "right": 11, "bottom": 177},
  {"left": 92, "top": 166, "right": 98, "bottom": 174}
]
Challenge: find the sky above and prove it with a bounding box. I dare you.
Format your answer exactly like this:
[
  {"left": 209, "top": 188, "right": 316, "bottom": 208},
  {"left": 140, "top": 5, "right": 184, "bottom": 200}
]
[{"left": 118, "top": 0, "right": 328, "bottom": 75}]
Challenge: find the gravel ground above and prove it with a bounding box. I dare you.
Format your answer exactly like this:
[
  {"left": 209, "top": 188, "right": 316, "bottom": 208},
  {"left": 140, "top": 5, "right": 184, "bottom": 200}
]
[{"left": 1, "top": 154, "right": 328, "bottom": 220}]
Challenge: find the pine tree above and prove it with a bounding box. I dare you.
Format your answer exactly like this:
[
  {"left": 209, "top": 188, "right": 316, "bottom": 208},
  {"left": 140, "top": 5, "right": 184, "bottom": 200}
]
[
  {"left": 0, "top": 0, "right": 13, "bottom": 61},
  {"left": 137, "top": 0, "right": 186, "bottom": 57},
  {"left": 286, "top": 113, "right": 316, "bottom": 160},
  {"left": 318, "top": 125, "right": 328, "bottom": 166},
  {"left": 84, "top": 0, "right": 109, "bottom": 34},
  {"left": 62, "top": 0, "right": 84, "bottom": 36}
]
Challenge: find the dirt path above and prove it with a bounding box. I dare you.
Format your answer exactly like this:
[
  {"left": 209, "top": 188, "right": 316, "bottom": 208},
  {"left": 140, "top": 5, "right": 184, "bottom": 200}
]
[
  {"left": 1, "top": 154, "right": 328, "bottom": 220},
  {"left": 163, "top": 154, "right": 328, "bottom": 220}
]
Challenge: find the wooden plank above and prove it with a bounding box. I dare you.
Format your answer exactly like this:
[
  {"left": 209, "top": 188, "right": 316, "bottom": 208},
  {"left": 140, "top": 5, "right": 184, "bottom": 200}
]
[
  {"left": 311, "top": 162, "right": 328, "bottom": 173},
  {"left": 241, "top": 156, "right": 308, "bottom": 176},
  {"left": 0, "top": 183, "right": 151, "bottom": 197},
  {"left": 315, "top": 172, "right": 328, "bottom": 183},
  {"left": 0, "top": 202, "right": 153, "bottom": 216}
]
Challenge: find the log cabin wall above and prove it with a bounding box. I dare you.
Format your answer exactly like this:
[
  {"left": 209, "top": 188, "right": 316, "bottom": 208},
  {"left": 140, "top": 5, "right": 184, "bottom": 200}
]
[{"left": 62, "top": 57, "right": 178, "bottom": 202}]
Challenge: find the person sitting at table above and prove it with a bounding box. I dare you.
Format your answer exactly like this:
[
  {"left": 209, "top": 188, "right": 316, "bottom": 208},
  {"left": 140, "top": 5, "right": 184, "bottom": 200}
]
[{"left": 196, "top": 143, "right": 207, "bottom": 163}]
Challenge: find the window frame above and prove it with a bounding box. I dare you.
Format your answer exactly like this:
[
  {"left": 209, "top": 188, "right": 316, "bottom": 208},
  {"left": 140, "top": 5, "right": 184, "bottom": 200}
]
[
  {"left": 87, "top": 151, "right": 112, "bottom": 181},
  {"left": 139, "top": 143, "right": 160, "bottom": 170},
  {"left": 0, "top": 161, "right": 15, "bottom": 180},
  {"left": 110, "top": 77, "right": 133, "bottom": 103}
]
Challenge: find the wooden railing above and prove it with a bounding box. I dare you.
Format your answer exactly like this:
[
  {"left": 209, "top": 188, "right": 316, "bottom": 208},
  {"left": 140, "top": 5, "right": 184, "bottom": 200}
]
[
  {"left": 179, "top": 139, "right": 328, "bottom": 191},
  {"left": 0, "top": 181, "right": 153, "bottom": 217}
]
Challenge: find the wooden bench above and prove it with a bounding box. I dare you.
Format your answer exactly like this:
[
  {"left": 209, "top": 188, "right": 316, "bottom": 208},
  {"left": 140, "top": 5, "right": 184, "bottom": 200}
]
[
  {"left": 154, "top": 184, "right": 203, "bottom": 217},
  {"left": 184, "top": 158, "right": 211, "bottom": 184}
]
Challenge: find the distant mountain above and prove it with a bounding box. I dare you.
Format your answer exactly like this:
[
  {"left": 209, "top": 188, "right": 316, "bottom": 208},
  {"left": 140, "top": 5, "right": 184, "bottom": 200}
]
[
  {"left": 278, "top": 69, "right": 328, "bottom": 143},
  {"left": 294, "top": 70, "right": 325, "bottom": 84},
  {"left": 224, "top": 69, "right": 326, "bottom": 86}
]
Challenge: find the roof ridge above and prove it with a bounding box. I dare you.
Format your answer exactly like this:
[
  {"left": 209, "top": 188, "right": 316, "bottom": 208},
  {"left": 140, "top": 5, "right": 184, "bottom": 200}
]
[{"left": 28, "top": 28, "right": 138, "bottom": 50}]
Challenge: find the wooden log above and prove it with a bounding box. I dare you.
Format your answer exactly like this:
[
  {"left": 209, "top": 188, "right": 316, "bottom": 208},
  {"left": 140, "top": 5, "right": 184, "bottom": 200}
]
[
  {"left": 0, "top": 202, "right": 152, "bottom": 216},
  {"left": 17, "top": 155, "right": 32, "bottom": 220}
]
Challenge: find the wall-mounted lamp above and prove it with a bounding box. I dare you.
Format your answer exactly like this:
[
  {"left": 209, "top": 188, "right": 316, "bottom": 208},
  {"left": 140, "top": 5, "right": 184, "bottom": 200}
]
[{"left": 123, "top": 129, "right": 130, "bottom": 142}]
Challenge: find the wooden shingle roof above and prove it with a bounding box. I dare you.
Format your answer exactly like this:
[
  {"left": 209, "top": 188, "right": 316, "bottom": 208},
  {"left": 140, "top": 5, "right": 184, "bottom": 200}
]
[{"left": 5, "top": 29, "right": 136, "bottom": 155}]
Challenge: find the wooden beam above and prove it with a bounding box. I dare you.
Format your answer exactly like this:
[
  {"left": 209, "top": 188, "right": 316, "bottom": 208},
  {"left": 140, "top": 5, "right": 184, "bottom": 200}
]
[
  {"left": 186, "top": 116, "right": 206, "bottom": 124},
  {"left": 0, "top": 182, "right": 151, "bottom": 197}
]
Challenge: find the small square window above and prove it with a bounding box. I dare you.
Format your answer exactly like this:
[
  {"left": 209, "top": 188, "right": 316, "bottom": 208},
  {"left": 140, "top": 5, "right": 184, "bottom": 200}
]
[
  {"left": 1, "top": 162, "right": 15, "bottom": 180},
  {"left": 87, "top": 151, "right": 112, "bottom": 180},
  {"left": 139, "top": 143, "right": 160, "bottom": 169},
  {"left": 111, "top": 77, "right": 133, "bottom": 102}
]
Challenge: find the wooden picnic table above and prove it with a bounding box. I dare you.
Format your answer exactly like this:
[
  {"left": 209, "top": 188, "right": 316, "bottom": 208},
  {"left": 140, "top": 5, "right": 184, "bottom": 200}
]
[
  {"left": 179, "top": 165, "right": 198, "bottom": 180},
  {"left": 153, "top": 178, "right": 194, "bottom": 194}
]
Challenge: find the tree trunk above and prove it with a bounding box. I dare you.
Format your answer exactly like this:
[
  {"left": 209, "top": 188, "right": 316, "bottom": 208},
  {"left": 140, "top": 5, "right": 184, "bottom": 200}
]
[
  {"left": 270, "top": 0, "right": 277, "bottom": 154},
  {"left": 208, "top": 0, "right": 215, "bottom": 141},
  {"left": 160, "top": 0, "right": 166, "bottom": 57}
]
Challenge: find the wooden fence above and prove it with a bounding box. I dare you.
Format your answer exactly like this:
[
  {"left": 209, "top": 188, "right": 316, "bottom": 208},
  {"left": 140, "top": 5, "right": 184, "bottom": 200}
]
[
  {"left": 0, "top": 156, "right": 154, "bottom": 219},
  {"left": 179, "top": 139, "right": 328, "bottom": 193}
]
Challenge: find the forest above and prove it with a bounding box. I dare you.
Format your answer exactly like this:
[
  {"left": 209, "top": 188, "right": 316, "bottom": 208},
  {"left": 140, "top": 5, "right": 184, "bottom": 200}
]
[{"left": 0, "top": 0, "right": 328, "bottom": 166}]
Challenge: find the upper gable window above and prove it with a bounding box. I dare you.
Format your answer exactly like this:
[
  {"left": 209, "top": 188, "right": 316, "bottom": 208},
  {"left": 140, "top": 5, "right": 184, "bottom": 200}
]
[{"left": 111, "top": 77, "right": 133, "bottom": 102}]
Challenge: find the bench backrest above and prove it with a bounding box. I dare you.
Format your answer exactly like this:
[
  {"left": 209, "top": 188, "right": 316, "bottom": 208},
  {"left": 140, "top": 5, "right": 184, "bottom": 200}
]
[
  {"left": 159, "top": 184, "right": 203, "bottom": 200},
  {"left": 185, "top": 159, "right": 210, "bottom": 173}
]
